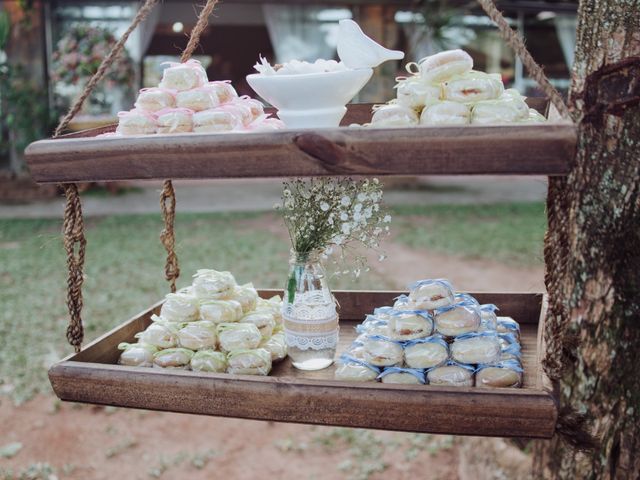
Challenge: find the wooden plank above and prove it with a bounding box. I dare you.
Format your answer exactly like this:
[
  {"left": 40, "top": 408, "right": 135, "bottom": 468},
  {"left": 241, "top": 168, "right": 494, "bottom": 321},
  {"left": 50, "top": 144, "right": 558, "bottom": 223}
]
[
  {"left": 48, "top": 290, "right": 557, "bottom": 438},
  {"left": 25, "top": 102, "right": 574, "bottom": 184}
]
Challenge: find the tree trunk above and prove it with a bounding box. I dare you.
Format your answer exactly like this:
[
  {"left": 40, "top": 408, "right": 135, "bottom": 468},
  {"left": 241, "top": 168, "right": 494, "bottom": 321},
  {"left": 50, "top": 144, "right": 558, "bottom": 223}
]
[{"left": 533, "top": 0, "right": 640, "bottom": 478}]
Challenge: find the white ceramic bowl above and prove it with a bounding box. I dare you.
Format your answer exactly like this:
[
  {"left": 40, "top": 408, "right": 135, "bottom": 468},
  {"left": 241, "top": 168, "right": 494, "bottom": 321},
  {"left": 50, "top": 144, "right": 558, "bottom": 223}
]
[{"left": 246, "top": 68, "right": 373, "bottom": 129}]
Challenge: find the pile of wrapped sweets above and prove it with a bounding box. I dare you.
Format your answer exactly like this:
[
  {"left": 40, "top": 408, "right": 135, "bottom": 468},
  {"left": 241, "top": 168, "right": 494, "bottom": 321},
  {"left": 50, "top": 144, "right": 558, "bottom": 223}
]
[
  {"left": 335, "top": 279, "right": 523, "bottom": 387},
  {"left": 117, "top": 269, "right": 287, "bottom": 376},
  {"left": 368, "top": 49, "right": 546, "bottom": 127},
  {"left": 113, "top": 59, "right": 284, "bottom": 136}
]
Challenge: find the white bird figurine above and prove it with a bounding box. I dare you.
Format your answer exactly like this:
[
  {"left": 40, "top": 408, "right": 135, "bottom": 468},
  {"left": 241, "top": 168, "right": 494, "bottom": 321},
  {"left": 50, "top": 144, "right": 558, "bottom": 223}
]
[{"left": 337, "top": 19, "right": 405, "bottom": 70}]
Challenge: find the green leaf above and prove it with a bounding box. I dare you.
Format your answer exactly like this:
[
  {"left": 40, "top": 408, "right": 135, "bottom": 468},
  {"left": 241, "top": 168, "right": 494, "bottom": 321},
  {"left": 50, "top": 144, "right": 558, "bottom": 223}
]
[{"left": 0, "top": 442, "right": 23, "bottom": 458}]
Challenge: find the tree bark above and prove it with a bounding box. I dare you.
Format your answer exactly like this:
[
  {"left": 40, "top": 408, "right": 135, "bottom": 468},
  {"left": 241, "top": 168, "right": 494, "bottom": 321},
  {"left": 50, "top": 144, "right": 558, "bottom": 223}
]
[{"left": 534, "top": 0, "right": 640, "bottom": 478}]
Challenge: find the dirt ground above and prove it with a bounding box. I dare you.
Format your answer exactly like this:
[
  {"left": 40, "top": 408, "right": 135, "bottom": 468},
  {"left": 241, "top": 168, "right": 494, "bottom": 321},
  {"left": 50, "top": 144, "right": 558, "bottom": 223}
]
[{"left": 0, "top": 240, "right": 542, "bottom": 479}]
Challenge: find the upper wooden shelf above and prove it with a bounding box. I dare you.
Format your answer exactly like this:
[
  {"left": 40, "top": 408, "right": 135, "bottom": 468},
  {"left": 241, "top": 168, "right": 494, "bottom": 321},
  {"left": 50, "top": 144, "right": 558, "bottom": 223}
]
[{"left": 25, "top": 102, "right": 575, "bottom": 184}]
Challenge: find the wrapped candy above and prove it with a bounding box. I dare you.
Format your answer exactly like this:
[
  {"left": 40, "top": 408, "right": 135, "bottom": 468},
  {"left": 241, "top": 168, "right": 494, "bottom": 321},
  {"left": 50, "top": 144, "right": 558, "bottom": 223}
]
[
  {"left": 479, "top": 304, "right": 499, "bottom": 331},
  {"left": 227, "top": 348, "right": 272, "bottom": 376},
  {"left": 454, "top": 293, "right": 479, "bottom": 306},
  {"left": 392, "top": 294, "right": 417, "bottom": 311},
  {"left": 156, "top": 108, "right": 194, "bottom": 134},
  {"left": 259, "top": 331, "right": 288, "bottom": 362},
  {"left": 434, "top": 303, "right": 481, "bottom": 337},
  {"left": 159, "top": 59, "right": 208, "bottom": 91},
  {"left": 426, "top": 361, "right": 475, "bottom": 387},
  {"left": 451, "top": 332, "right": 501, "bottom": 365},
  {"left": 199, "top": 299, "right": 243, "bottom": 324},
  {"left": 497, "top": 317, "right": 520, "bottom": 339},
  {"left": 192, "top": 269, "right": 236, "bottom": 300},
  {"left": 355, "top": 315, "right": 389, "bottom": 336},
  {"left": 117, "top": 342, "right": 157, "bottom": 367},
  {"left": 385, "top": 309, "right": 433, "bottom": 341},
  {"left": 176, "top": 321, "right": 217, "bottom": 350},
  {"left": 418, "top": 49, "right": 473, "bottom": 84},
  {"left": 208, "top": 81, "right": 238, "bottom": 104},
  {"left": 470, "top": 98, "right": 526, "bottom": 125},
  {"left": 442, "top": 71, "right": 504, "bottom": 103},
  {"left": 395, "top": 77, "right": 441, "bottom": 110},
  {"left": 192, "top": 109, "right": 240, "bottom": 133},
  {"left": 378, "top": 367, "right": 426, "bottom": 385},
  {"left": 231, "top": 283, "right": 259, "bottom": 314},
  {"left": 255, "top": 295, "right": 283, "bottom": 325},
  {"left": 135, "top": 317, "right": 178, "bottom": 349},
  {"left": 217, "top": 323, "right": 262, "bottom": 352},
  {"left": 240, "top": 311, "right": 276, "bottom": 338},
  {"left": 371, "top": 104, "right": 419, "bottom": 127},
  {"left": 134, "top": 87, "right": 176, "bottom": 112},
  {"left": 334, "top": 354, "right": 380, "bottom": 382},
  {"left": 160, "top": 291, "right": 199, "bottom": 322},
  {"left": 403, "top": 335, "right": 449, "bottom": 369},
  {"left": 237, "top": 96, "right": 265, "bottom": 121},
  {"left": 116, "top": 109, "right": 157, "bottom": 135},
  {"left": 217, "top": 102, "right": 254, "bottom": 127},
  {"left": 190, "top": 350, "right": 228, "bottom": 373},
  {"left": 176, "top": 86, "right": 220, "bottom": 112},
  {"left": 476, "top": 360, "right": 523, "bottom": 388},
  {"left": 360, "top": 335, "right": 404, "bottom": 367},
  {"left": 153, "top": 348, "right": 194, "bottom": 369},
  {"left": 244, "top": 117, "right": 286, "bottom": 132},
  {"left": 408, "top": 279, "right": 455, "bottom": 310},
  {"left": 523, "top": 108, "right": 547, "bottom": 123},
  {"left": 420, "top": 101, "right": 471, "bottom": 126},
  {"left": 499, "top": 89, "right": 530, "bottom": 119}
]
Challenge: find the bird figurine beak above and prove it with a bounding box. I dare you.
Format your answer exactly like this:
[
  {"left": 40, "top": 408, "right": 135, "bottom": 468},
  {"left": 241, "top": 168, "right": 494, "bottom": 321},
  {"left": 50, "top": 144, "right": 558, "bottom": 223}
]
[{"left": 337, "top": 19, "right": 405, "bottom": 70}]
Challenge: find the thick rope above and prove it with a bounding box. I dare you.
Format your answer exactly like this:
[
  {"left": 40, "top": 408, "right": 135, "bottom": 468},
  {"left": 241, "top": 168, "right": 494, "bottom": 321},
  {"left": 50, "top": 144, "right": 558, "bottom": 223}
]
[
  {"left": 160, "top": 180, "right": 180, "bottom": 293},
  {"left": 53, "top": 0, "right": 159, "bottom": 351},
  {"left": 54, "top": 0, "right": 160, "bottom": 137},
  {"left": 157, "top": 0, "right": 219, "bottom": 293},
  {"left": 475, "top": 0, "right": 571, "bottom": 119}
]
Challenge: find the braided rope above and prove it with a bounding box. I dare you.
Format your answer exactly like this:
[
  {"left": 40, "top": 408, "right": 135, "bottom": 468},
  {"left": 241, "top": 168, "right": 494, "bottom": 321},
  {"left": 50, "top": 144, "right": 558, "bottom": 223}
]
[
  {"left": 475, "top": 0, "right": 571, "bottom": 119},
  {"left": 158, "top": 0, "right": 219, "bottom": 293},
  {"left": 53, "top": 0, "right": 159, "bottom": 351}
]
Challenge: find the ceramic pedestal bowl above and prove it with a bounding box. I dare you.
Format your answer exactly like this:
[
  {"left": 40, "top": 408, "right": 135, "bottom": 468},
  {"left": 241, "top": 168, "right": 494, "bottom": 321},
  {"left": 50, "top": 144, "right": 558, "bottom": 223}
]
[{"left": 246, "top": 68, "right": 373, "bottom": 129}]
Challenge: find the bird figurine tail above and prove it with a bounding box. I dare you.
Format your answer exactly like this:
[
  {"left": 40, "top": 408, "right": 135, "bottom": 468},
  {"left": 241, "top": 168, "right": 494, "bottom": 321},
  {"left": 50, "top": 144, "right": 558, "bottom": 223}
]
[{"left": 337, "top": 19, "right": 405, "bottom": 70}]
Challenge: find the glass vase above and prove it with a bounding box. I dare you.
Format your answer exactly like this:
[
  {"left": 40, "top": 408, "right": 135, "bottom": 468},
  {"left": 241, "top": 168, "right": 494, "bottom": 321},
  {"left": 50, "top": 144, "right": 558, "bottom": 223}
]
[{"left": 282, "top": 250, "right": 339, "bottom": 371}]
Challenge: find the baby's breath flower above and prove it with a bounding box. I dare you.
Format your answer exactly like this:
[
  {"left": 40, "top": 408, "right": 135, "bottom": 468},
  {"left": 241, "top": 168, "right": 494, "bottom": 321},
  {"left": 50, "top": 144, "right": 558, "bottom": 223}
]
[{"left": 320, "top": 201, "right": 330, "bottom": 212}]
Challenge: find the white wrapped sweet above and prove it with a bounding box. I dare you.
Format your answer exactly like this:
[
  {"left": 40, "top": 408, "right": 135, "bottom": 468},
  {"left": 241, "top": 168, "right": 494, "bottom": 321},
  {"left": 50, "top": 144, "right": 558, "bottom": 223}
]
[
  {"left": 497, "top": 317, "right": 520, "bottom": 340},
  {"left": 160, "top": 291, "right": 199, "bottom": 322},
  {"left": 420, "top": 101, "right": 471, "bottom": 125},
  {"left": 176, "top": 86, "right": 220, "bottom": 112},
  {"left": 193, "top": 109, "right": 240, "bottom": 133},
  {"left": 434, "top": 303, "right": 481, "bottom": 337},
  {"left": 479, "top": 304, "right": 499, "bottom": 331},
  {"left": 259, "top": 331, "right": 287, "bottom": 362},
  {"left": 236, "top": 96, "right": 265, "bottom": 122},
  {"left": 427, "top": 362, "right": 475, "bottom": 386},
  {"left": 134, "top": 88, "right": 176, "bottom": 112},
  {"left": 442, "top": 71, "right": 504, "bottom": 103},
  {"left": 361, "top": 335, "right": 404, "bottom": 367},
  {"left": 500, "top": 88, "right": 530, "bottom": 119},
  {"left": 371, "top": 104, "right": 419, "bottom": 127},
  {"left": 395, "top": 77, "right": 441, "bottom": 110},
  {"left": 227, "top": 348, "right": 272, "bottom": 376},
  {"left": 240, "top": 311, "right": 276, "bottom": 338},
  {"left": 418, "top": 49, "right": 473, "bottom": 84},
  {"left": 335, "top": 355, "right": 380, "bottom": 382},
  {"left": 156, "top": 108, "right": 194, "bottom": 134},
  {"left": 199, "top": 299, "right": 243, "bottom": 324},
  {"left": 176, "top": 321, "right": 217, "bottom": 350},
  {"left": 522, "top": 108, "right": 547, "bottom": 123},
  {"left": 378, "top": 367, "right": 426, "bottom": 385},
  {"left": 192, "top": 269, "right": 236, "bottom": 300},
  {"left": 386, "top": 310, "right": 433, "bottom": 340},
  {"left": 231, "top": 283, "right": 259, "bottom": 313},
  {"left": 117, "top": 342, "right": 157, "bottom": 367},
  {"left": 217, "top": 323, "right": 262, "bottom": 352},
  {"left": 208, "top": 81, "right": 238, "bottom": 104},
  {"left": 451, "top": 332, "right": 501, "bottom": 364},
  {"left": 454, "top": 293, "right": 479, "bottom": 305},
  {"left": 153, "top": 348, "right": 194, "bottom": 369},
  {"left": 217, "top": 103, "right": 254, "bottom": 127},
  {"left": 244, "top": 117, "right": 286, "bottom": 132},
  {"left": 255, "top": 295, "right": 283, "bottom": 325},
  {"left": 116, "top": 109, "right": 157, "bottom": 135},
  {"left": 159, "top": 59, "right": 208, "bottom": 92},
  {"left": 403, "top": 336, "right": 449, "bottom": 369},
  {"left": 392, "top": 295, "right": 418, "bottom": 311},
  {"left": 470, "top": 98, "right": 527, "bottom": 125},
  {"left": 408, "top": 279, "right": 455, "bottom": 310},
  {"left": 190, "top": 350, "right": 227, "bottom": 373},
  {"left": 356, "top": 315, "right": 389, "bottom": 336},
  {"left": 135, "top": 317, "right": 178, "bottom": 349},
  {"left": 476, "top": 360, "right": 523, "bottom": 388}
]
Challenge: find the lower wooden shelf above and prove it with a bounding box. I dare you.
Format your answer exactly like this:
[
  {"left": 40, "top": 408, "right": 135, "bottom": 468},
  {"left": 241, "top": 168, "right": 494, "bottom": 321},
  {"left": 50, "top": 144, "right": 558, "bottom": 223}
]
[{"left": 49, "top": 290, "right": 557, "bottom": 438}]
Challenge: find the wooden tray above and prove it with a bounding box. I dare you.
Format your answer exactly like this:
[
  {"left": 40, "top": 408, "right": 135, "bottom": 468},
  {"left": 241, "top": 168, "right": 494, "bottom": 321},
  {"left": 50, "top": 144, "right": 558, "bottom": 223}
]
[
  {"left": 26, "top": 102, "right": 575, "bottom": 184},
  {"left": 49, "top": 290, "right": 557, "bottom": 438}
]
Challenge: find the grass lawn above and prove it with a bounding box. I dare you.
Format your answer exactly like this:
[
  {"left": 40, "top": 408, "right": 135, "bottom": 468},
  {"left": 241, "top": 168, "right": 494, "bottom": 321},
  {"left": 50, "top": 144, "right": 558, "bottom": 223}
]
[{"left": 0, "top": 202, "right": 545, "bottom": 404}]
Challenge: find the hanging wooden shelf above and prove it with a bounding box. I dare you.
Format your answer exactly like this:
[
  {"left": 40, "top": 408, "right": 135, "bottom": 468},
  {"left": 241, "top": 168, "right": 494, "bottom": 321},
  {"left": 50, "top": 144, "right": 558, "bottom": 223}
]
[
  {"left": 48, "top": 290, "right": 557, "bottom": 438},
  {"left": 25, "top": 101, "right": 575, "bottom": 184}
]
